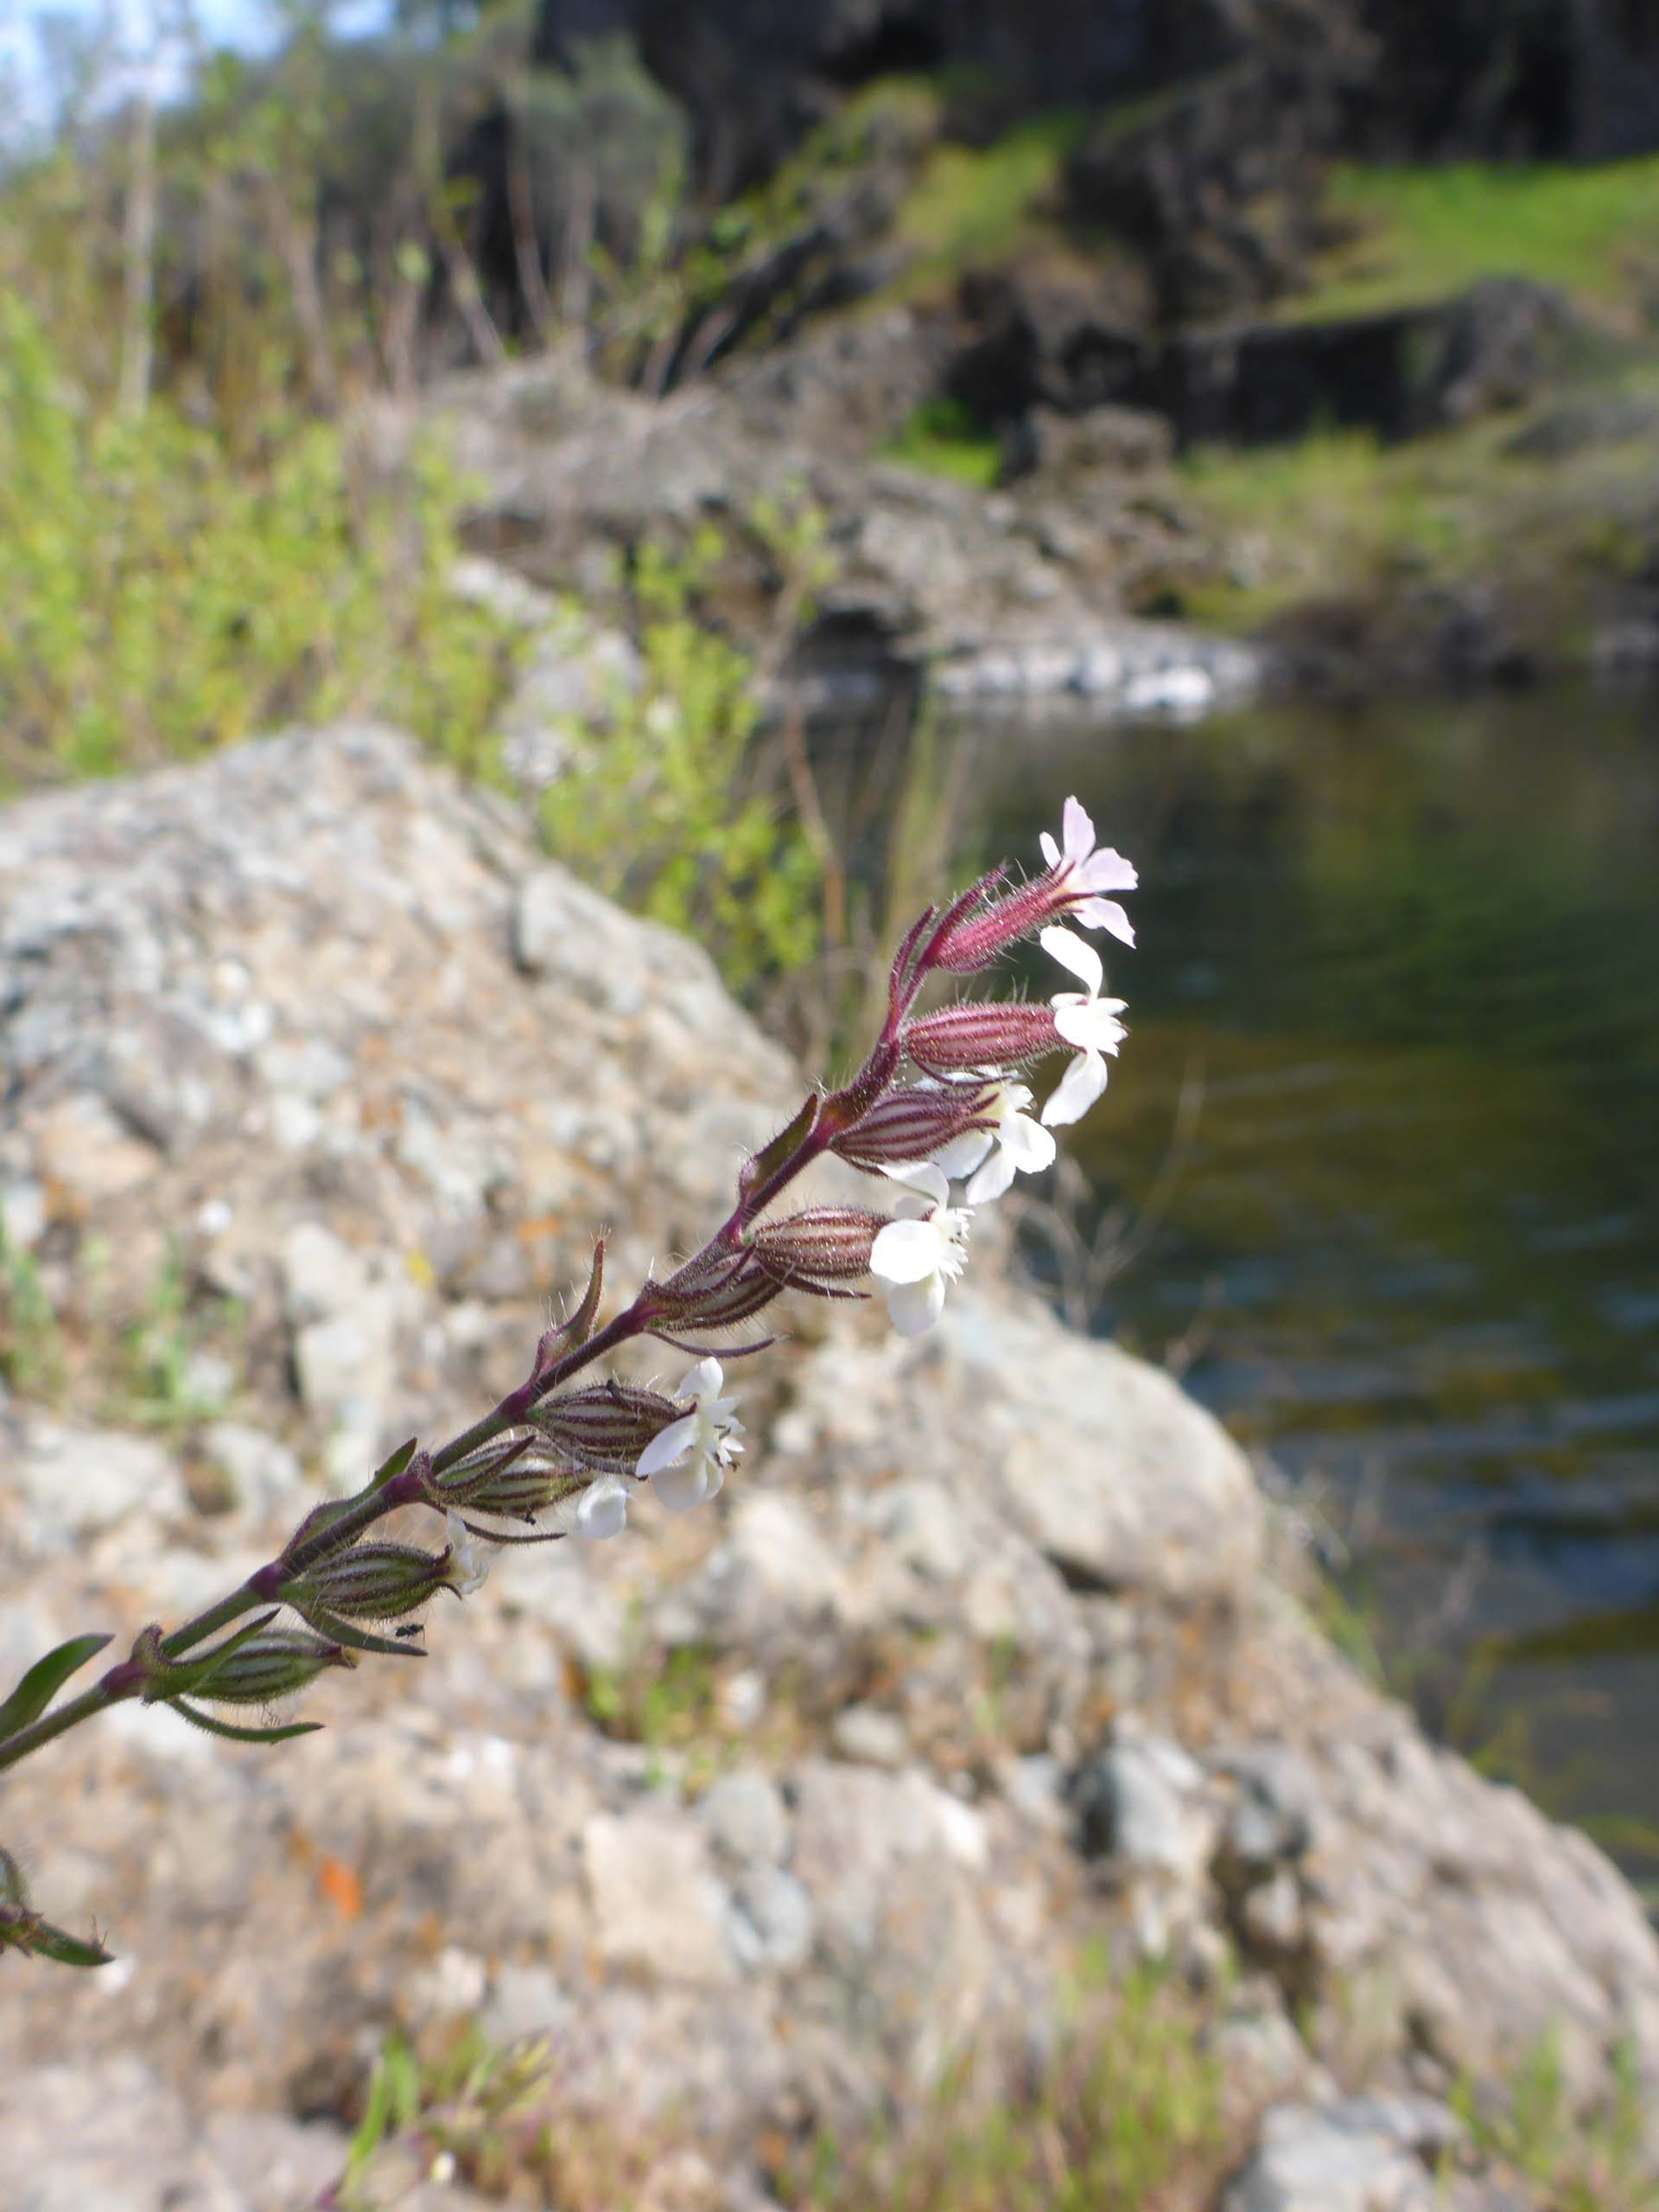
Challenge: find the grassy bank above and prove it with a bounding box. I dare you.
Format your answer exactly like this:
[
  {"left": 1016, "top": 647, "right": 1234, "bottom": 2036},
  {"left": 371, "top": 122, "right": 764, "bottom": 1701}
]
[
  {"left": 1172, "top": 382, "right": 1659, "bottom": 648},
  {"left": 1289, "top": 157, "right": 1659, "bottom": 324}
]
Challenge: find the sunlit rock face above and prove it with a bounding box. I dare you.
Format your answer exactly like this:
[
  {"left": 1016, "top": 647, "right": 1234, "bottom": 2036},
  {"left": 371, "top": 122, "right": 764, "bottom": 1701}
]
[{"left": 1, "top": 725, "right": 1655, "bottom": 2208}]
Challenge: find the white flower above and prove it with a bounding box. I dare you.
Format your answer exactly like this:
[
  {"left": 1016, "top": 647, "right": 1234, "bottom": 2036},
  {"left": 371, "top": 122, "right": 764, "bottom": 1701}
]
[
  {"left": 931, "top": 1080, "right": 1058, "bottom": 1204},
  {"left": 869, "top": 1161, "right": 972, "bottom": 1336},
  {"left": 1039, "top": 925, "right": 1128, "bottom": 1128},
  {"left": 1041, "top": 795, "right": 1137, "bottom": 945},
  {"left": 442, "top": 1509, "right": 490, "bottom": 1596},
  {"left": 636, "top": 1357, "right": 744, "bottom": 1514},
  {"left": 575, "top": 1474, "right": 631, "bottom": 1541}
]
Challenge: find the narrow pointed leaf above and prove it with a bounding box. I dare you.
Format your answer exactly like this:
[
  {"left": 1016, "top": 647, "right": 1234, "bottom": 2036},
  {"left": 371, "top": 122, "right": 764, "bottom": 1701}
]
[
  {"left": 887, "top": 901, "right": 938, "bottom": 1017},
  {"left": 454, "top": 1517, "right": 567, "bottom": 1546},
  {"left": 368, "top": 1438, "right": 419, "bottom": 1494},
  {"left": 23, "top": 1919, "right": 117, "bottom": 1967},
  {"left": 301, "top": 1605, "right": 429, "bottom": 1660},
  {"left": 651, "top": 1331, "right": 783, "bottom": 1360},
  {"left": 0, "top": 1634, "right": 112, "bottom": 1742},
  {"left": 563, "top": 1238, "right": 605, "bottom": 1349},
  {"left": 738, "top": 1095, "right": 820, "bottom": 1203},
  {"left": 169, "top": 1698, "right": 324, "bottom": 1745}
]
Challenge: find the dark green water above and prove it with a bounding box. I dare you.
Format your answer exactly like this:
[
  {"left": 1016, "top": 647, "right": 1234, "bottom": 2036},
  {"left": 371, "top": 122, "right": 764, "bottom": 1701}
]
[{"left": 944, "top": 689, "right": 1659, "bottom": 1885}]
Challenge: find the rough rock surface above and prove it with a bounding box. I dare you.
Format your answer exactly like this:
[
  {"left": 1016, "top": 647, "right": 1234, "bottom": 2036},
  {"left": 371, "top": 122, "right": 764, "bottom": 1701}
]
[
  {"left": 369, "top": 328, "right": 1265, "bottom": 723},
  {"left": 1, "top": 727, "right": 1655, "bottom": 2209}
]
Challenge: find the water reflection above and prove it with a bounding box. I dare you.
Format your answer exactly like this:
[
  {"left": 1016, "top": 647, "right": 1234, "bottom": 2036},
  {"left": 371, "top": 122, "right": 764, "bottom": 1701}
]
[{"left": 944, "top": 689, "right": 1659, "bottom": 1879}]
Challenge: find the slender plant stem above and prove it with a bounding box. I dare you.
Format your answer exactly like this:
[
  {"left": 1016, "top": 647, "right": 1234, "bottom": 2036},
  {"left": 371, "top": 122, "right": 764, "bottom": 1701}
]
[
  {"left": 160, "top": 1585, "right": 264, "bottom": 1661},
  {"left": 0, "top": 1679, "right": 138, "bottom": 1776},
  {"left": 0, "top": 1033, "right": 917, "bottom": 1785},
  {"left": 0, "top": 1077, "right": 841, "bottom": 1782}
]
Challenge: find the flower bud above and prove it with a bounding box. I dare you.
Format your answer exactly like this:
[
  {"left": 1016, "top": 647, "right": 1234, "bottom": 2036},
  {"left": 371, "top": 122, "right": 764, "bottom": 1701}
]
[
  {"left": 283, "top": 1541, "right": 456, "bottom": 1622},
  {"left": 831, "top": 1081, "right": 998, "bottom": 1173},
  {"left": 194, "top": 1630, "right": 354, "bottom": 1704},
  {"left": 653, "top": 1249, "right": 785, "bottom": 1332},
  {"left": 906, "top": 1001, "right": 1059, "bottom": 1077},
  {"left": 444, "top": 1452, "right": 588, "bottom": 1522},
  {"left": 534, "top": 1383, "right": 682, "bottom": 1471},
  {"left": 748, "top": 1207, "right": 885, "bottom": 1290},
  {"left": 924, "top": 878, "right": 1058, "bottom": 973}
]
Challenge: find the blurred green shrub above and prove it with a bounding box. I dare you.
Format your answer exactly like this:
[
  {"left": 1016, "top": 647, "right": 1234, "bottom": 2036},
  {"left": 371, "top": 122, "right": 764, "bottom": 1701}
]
[
  {"left": 537, "top": 524, "right": 823, "bottom": 992},
  {"left": 879, "top": 394, "right": 1002, "bottom": 486},
  {"left": 800, "top": 1953, "right": 1233, "bottom": 2212},
  {"left": 0, "top": 300, "right": 517, "bottom": 788}
]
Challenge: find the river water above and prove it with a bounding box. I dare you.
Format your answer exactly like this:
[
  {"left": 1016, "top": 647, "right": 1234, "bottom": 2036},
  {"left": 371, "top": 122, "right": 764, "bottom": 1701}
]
[{"left": 918, "top": 687, "right": 1659, "bottom": 1891}]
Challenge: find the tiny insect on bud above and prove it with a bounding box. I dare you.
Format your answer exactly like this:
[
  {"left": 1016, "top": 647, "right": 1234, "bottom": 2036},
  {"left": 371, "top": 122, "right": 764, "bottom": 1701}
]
[
  {"left": 905, "top": 1001, "right": 1060, "bottom": 1077},
  {"left": 283, "top": 1541, "right": 457, "bottom": 1622},
  {"left": 533, "top": 1383, "right": 683, "bottom": 1471},
  {"left": 748, "top": 1207, "right": 885, "bottom": 1291},
  {"left": 831, "top": 1082, "right": 999, "bottom": 1173},
  {"left": 193, "top": 1631, "right": 355, "bottom": 1705}
]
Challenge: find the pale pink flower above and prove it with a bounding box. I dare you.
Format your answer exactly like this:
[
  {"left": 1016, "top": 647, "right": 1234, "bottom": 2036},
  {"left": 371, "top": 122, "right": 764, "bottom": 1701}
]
[{"left": 1040, "top": 796, "right": 1137, "bottom": 945}]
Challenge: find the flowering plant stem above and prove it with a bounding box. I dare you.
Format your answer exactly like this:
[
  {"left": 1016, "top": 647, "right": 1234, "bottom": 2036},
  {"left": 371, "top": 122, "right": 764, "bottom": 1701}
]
[{"left": 0, "top": 797, "right": 1137, "bottom": 1965}]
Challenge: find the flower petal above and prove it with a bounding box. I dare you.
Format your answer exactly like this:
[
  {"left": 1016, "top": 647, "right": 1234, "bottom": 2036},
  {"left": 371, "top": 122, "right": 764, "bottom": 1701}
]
[
  {"left": 1054, "top": 1000, "right": 1126, "bottom": 1052},
  {"left": 1001, "top": 1111, "right": 1058, "bottom": 1172},
  {"left": 636, "top": 1411, "right": 699, "bottom": 1479},
  {"left": 1081, "top": 848, "right": 1138, "bottom": 893},
  {"left": 575, "top": 1476, "right": 630, "bottom": 1541},
  {"left": 870, "top": 1217, "right": 944, "bottom": 1286},
  {"left": 1042, "top": 1048, "right": 1109, "bottom": 1127},
  {"left": 1061, "top": 795, "right": 1095, "bottom": 865},
  {"left": 1040, "top": 925, "right": 1103, "bottom": 997},
  {"left": 887, "top": 1272, "right": 948, "bottom": 1336},
  {"left": 1074, "top": 896, "right": 1135, "bottom": 946},
  {"left": 965, "top": 1147, "right": 1016, "bottom": 1205},
  {"left": 931, "top": 1128, "right": 995, "bottom": 1179},
  {"left": 677, "top": 1357, "right": 723, "bottom": 1403},
  {"left": 444, "top": 1510, "right": 489, "bottom": 1595},
  {"left": 652, "top": 1454, "right": 711, "bottom": 1514},
  {"left": 881, "top": 1159, "right": 951, "bottom": 1208},
  {"left": 1039, "top": 830, "right": 1061, "bottom": 870}
]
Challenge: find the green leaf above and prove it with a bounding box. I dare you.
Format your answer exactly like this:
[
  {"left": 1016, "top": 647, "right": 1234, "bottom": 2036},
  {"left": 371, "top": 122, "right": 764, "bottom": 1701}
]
[
  {"left": 563, "top": 1238, "right": 605, "bottom": 1349},
  {"left": 0, "top": 1634, "right": 111, "bottom": 1743},
  {"left": 302, "top": 1605, "right": 429, "bottom": 1661},
  {"left": 169, "top": 1699, "right": 324, "bottom": 1745},
  {"left": 368, "top": 1438, "right": 418, "bottom": 1493},
  {"left": 346, "top": 2044, "right": 397, "bottom": 2176},
  {"left": 385, "top": 2035, "right": 422, "bottom": 2128},
  {"left": 23, "top": 1919, "right": 117, "bottom": 1969},
  {"left": 739, "top": 1095, "right": 820, "bottom": 1203}
]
